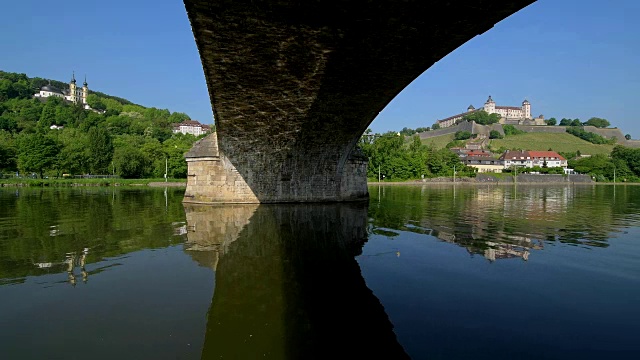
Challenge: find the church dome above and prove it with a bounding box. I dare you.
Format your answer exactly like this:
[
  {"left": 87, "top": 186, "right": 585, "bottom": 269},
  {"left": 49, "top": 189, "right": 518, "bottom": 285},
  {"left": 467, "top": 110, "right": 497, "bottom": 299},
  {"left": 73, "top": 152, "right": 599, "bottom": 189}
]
[{"left": 41, "top": 84, "right": 63, "bottom": 94}]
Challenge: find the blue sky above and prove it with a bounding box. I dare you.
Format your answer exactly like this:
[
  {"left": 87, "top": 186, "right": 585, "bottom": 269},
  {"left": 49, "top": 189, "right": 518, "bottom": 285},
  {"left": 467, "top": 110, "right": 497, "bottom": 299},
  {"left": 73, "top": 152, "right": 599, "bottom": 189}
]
[{"left": 1, "top": 0, "right": 638, "bottom": 137}]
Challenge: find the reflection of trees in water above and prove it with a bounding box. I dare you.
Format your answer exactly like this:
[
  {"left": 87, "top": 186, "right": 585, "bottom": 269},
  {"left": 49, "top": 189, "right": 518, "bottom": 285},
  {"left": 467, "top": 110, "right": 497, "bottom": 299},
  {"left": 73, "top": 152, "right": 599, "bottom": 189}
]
[
  {"left": 368, "top": 185, "right": 640, "bottom": 260},
  {"left": 0, "top": 188, "right": 188, "bottom": 281},
  {"left": 184, "top": 203, "right": 409, "bottom": 359}
]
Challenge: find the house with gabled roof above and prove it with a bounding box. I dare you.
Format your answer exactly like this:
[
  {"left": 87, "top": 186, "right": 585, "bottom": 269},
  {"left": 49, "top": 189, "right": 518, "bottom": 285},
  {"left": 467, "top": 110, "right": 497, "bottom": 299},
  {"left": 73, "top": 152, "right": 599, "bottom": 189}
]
[
  {"left": 499, "top": 150, "right": 567, "bottom": 169},
  {"left": 462, "top": 155, "right": 504, "bottom": 173},
  {"left": 499, "top": 150, "right": 532, "bottom": 168},
  {"left": 528, "top": 151, "right": 567, "bottom": 168}
]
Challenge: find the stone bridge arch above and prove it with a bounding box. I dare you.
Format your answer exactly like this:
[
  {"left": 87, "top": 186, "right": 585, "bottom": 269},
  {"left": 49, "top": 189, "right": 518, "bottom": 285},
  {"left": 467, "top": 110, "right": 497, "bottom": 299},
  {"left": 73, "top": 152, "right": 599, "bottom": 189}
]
[{"left": 182, "top": 0, "right": 536, "bottom": 203}]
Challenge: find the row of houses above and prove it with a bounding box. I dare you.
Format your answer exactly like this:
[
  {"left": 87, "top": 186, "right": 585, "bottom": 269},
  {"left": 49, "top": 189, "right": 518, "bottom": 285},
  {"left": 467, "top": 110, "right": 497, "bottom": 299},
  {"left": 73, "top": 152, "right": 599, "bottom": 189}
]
[{"left": 451, "top": 149, "right": 569, "bottom": 173}]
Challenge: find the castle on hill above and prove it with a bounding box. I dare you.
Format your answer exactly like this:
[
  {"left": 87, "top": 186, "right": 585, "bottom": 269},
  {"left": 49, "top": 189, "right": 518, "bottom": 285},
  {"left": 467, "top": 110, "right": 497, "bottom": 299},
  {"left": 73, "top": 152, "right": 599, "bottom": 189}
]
[
  {"left": 34, "top": 72, "right": 91, "bottom": 110},
  {"left": 435, "top": 96, "right": 545, "bottom": 128}
]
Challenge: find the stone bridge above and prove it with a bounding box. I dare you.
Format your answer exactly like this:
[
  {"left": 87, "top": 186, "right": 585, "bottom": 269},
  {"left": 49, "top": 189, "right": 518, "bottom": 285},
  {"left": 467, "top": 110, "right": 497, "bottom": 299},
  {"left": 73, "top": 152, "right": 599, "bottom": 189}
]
[{"left": 182, "top": 0, "right": 536, "bottom": 203}]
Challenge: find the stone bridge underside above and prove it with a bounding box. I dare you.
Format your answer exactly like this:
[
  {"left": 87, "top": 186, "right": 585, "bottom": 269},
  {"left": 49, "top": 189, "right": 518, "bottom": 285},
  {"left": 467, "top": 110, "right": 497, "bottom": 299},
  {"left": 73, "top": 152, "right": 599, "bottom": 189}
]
[{"left": 182, "top": 0, "right": 535, "bottom": 203}]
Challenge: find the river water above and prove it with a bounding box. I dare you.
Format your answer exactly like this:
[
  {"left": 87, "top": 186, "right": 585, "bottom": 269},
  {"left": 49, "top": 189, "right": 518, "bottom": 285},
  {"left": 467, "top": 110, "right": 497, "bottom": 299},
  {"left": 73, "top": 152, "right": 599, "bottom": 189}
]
[{"left": 0, "top": 185, "right": 639, "bottom": 359}]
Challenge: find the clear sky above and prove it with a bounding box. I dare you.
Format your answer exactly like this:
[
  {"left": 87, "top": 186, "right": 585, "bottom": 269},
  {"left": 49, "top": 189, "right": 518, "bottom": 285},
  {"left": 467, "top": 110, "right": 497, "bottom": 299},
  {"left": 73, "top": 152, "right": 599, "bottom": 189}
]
[{"left": 1, "top": 0, "right": 638, "bottom": 137}]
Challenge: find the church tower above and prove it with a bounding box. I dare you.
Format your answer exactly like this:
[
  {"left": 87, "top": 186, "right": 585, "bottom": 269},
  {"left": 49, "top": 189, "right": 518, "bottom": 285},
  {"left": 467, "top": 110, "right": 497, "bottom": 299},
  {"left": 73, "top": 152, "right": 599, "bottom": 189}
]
[
  {"left": 522, "top": 99, "right": 531, "bottom": 119},
  {"left": 483, "top": 95, "right": 496, "bottom": 114},
  {"left": 82, "top": 75, "right": 89, "bottom": 105},
  {"left": 69, "top": 72, "right": 77, "bottom": 103}
]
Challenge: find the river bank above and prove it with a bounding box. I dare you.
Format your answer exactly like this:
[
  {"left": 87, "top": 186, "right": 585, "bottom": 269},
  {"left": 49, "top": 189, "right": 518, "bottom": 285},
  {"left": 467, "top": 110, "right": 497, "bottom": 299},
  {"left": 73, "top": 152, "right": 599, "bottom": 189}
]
[
  {"left": 368, "top": 173, "right": 640, "bottom": 185},
  {"left": 0, "top": 178, "right": 187, "bottom": 188}
]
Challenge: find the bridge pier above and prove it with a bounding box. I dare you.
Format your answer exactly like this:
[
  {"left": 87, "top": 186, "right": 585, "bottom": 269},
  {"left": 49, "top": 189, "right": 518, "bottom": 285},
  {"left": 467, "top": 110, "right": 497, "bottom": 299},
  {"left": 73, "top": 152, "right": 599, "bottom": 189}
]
[{"left": 183, "top": 133, "right": 368, "bottom": 204}]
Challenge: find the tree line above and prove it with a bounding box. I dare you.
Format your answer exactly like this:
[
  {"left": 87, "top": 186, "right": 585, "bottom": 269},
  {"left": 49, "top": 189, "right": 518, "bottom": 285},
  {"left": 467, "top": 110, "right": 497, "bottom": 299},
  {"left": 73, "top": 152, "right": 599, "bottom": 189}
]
[
  {"left": 356, "top": 130, "right": 640, "bottom": 183},
  {"left": 0, "top": 70, "right": 206, "bottom": 178},
  {"left": 358, "top": 130, "right": 475, "bottom": 181}
]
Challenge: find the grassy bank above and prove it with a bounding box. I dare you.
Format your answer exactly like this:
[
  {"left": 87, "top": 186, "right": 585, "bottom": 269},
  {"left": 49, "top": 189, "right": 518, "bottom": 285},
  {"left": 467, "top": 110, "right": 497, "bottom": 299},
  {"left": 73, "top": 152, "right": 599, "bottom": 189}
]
[
  {"left": 421, "top": 132, "right": 615, "bottom": 155},
  {"left": 421, "top": 133, "right": 455, "bottom": 149},
  {"left": 0, "top": 178, "right": 187, "bottom": 187},
  {"left": 489, "top": 133, "right": 614, "bottom": 155}
]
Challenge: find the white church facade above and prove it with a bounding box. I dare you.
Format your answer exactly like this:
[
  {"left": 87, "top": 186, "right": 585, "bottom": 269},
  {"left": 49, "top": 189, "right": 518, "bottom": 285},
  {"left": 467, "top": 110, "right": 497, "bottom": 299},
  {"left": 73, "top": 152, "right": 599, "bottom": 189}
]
[
  {"left": 435, "top": 96, "right": 545, "bottom": 128},
  {"left": 34, "top": 72, "right": 91, "bottom": 110}
]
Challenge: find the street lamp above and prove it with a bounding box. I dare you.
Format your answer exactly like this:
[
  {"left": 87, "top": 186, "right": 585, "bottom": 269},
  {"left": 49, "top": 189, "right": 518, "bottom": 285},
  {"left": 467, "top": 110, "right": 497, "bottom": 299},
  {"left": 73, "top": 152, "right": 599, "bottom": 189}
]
[{"left": 613, "top": 165, "right": 616, "bottom": 184}]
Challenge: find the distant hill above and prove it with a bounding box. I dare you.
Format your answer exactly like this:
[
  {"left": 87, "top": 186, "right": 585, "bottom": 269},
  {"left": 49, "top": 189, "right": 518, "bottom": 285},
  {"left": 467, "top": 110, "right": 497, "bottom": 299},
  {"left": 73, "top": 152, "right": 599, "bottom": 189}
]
[
  {"left": 419, "top": 121, "right": 640, "bottom": 155},
  {"left": 0, "top": 70, "right": 205, "bottom": 179}
]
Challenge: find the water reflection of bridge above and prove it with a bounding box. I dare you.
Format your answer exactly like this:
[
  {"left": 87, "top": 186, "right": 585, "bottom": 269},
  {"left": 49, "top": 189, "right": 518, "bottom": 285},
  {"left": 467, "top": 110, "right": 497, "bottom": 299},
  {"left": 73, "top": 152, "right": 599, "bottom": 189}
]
[{"left": 183, "top": 203, "right": 410, "bottom": 359}]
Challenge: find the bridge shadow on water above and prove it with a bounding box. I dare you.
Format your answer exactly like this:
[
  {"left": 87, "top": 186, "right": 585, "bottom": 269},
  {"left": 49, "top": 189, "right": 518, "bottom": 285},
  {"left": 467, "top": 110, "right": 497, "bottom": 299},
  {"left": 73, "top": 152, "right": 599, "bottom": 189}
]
[{"left": 183, "top": 202, "right": 409, "bottom": 359}]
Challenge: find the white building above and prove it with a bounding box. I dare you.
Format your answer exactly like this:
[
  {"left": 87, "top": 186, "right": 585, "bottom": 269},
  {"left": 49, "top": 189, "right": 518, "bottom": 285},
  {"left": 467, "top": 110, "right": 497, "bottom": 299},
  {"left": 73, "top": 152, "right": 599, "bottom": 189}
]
[
  {"left": 172, "top": 120, "right": 212, "bottom": 136},
  {"left": 499, "top": 150, "right": 567, "bottom": 169},
  {"left": 34, "top": 72, "right": 91, "bottom": 110},
  {"left": 435, "top": 96, "right": 544, "bottom": 128}
]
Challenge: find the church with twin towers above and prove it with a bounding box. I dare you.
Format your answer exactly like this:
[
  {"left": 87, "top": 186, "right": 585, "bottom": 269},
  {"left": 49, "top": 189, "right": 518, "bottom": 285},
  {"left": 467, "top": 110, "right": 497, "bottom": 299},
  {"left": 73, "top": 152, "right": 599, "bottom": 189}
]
[
  {"left": 34, "top": 72, "right": 92, "bottom": 110},
  {"left": 435, "top": 95, "right": 545, "bottom": 128}
]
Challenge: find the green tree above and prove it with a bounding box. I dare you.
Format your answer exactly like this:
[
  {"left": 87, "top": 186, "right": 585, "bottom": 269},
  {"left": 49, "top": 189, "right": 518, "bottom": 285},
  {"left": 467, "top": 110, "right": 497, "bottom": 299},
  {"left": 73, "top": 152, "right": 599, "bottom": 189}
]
[
  {"left": 625, "top": 134, "right": 631, "bottom": 140},
  {"left": 56, "top": 129, "right": 90, "bottom": 175},
  {"left": 502, "top": 125, "right": 525, "bottom": 136},
  {"left": 462, "top": 110, "right": 501, "bottom": 125},
  {"left": 611, "top": 145, "right": 640, "bottom": 176},
  {"left": 454, "top": 131, "right": 472, "bottom": 140},
  {"left": 571, "top": 119, "right": 582, "bottom": 126},
  {"left": 86, "top": 94, "right": 107, "bottom": 111},
  {"left": 0, "top": 131, "right": 17, "bottom": 171},
  {"left": 432, "top": 123, "right": 440, "bottom": 130},
  {"left": 17, "top": 132, "right": 59, "bottom": 178},
  {"left": 0, "top": 115, "right": 17, "bottom": 132},
  {"left": 400, "top": 127, "right": 416, "bottom": 136},
  {"left": 39, "top": 97, "right": 60, "bottom": 127},
  {"left": 559, "top": 118, "right": 571, "bottom": 126},
  {"left": 489, "top": 130, "right": 503, "bottom": 139},
  {"left": 584, "top": 117, "right": 610, "bottom": 128},
  {"left": 545, "top": 117, "right": 557, "bottom": 126},
  {"left": 163, "top": 135, "right": 194, "bottom": 178},
  {"left": 168, "top": 112, "right": 190, "bottom": 123},
  {"left": 113, "top": 145, "right": 150, "bottom": 178},
  {"left": 87, "top": 127, "right": 114, "bottom": 174}
]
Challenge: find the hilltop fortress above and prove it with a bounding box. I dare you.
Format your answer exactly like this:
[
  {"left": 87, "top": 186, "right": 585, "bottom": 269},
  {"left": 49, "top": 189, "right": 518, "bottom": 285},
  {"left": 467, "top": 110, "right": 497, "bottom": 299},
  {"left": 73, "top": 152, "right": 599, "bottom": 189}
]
[{"left": 436, "top": 96, "right": 545, "bottom": 128}]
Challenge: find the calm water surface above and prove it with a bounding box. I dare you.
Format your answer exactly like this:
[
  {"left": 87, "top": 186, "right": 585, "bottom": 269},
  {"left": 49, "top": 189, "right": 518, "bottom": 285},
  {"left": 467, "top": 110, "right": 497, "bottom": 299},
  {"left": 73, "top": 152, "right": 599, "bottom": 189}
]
[{"left": 1, "top": 185, "right": 639, "bottom": 359}]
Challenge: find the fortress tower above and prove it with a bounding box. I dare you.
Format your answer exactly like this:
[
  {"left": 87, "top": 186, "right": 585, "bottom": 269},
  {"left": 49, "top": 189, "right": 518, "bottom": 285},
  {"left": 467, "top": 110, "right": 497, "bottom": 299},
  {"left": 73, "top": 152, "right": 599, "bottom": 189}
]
[
  {"left": 483, "top": 95, "right": 496, "bottom": 113},
  {"left": 522, "top": 99, "right": 531, "bottom": 119}
]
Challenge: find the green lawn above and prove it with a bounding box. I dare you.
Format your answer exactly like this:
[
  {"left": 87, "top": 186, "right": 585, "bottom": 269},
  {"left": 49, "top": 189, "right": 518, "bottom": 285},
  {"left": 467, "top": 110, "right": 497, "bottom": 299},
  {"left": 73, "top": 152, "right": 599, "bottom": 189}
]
[
  {"left": 489, "top": 133, "right": 614, "bottom": 155},
  {"left": 421, "top": 133, "right": 455, "bottom": 149}
]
